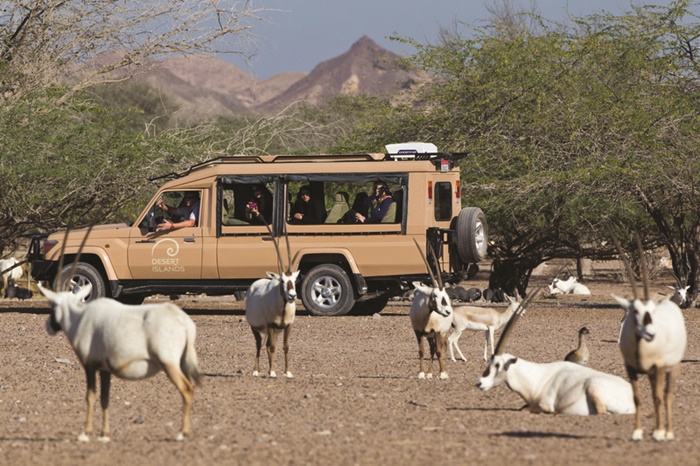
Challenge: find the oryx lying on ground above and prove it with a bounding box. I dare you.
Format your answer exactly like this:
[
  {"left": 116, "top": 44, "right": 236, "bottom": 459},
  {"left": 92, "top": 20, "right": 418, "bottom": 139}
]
[
  {"left": 476, "top": 290, "right": 635, "bottom": 415},
  {"left": 245, "top": 223, "right": 300, "bottom": 378},
  {"left": 0, "top": 257, "right": 23, "bottom": 296},
  {"left": 548, "top": 276, "right": 591, "bottom": 295},
  {"left": 409, "top": 239, "right": 453, "bottom": 380}
]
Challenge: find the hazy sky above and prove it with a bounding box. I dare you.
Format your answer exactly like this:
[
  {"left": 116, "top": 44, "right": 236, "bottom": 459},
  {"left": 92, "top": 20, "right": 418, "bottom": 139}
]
[{"left": 228, "top": 0, "right": 662, "bottom": 78}]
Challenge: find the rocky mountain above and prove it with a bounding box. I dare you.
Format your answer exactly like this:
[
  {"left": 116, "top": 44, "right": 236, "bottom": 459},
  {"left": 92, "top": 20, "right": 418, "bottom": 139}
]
[{"left": 142, "top": 36, "right": 426, "bottom": 119}]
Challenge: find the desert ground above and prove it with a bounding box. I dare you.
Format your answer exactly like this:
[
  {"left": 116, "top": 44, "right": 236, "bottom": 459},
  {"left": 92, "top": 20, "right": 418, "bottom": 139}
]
[{"left": 1, "top": 275, "right": 699, "bottom": 466}]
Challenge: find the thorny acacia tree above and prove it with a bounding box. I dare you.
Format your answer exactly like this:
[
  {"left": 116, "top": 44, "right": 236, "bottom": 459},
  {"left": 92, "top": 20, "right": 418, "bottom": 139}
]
[
  {"left": 0, "top": 0, "right": 265, "bottom": 104},
  {"left": 334, "top": 1, "right": 700, "bottom": 299}
]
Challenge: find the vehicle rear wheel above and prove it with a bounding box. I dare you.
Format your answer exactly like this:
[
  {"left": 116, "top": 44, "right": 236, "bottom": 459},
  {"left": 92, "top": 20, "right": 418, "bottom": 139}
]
[
  {"left": 55, "top": 262, "right": 107, "bottom": 302},
  {"left": 301, "top": 264, "right": 356, "bottom": 316},
  {"left": 455, "top": 207, "right": 488, "bottom": 263}
]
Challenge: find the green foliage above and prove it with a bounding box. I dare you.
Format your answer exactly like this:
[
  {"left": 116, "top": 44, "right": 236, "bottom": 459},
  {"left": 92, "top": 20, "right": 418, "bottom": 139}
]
[{"left": 335, "top": 1, "right": 700, "bottom": 293}]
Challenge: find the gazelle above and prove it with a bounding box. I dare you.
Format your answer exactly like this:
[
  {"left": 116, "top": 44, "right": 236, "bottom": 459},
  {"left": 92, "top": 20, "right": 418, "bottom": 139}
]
[
  {"left": 409, "top": 239, "right": 453, "bottom": 379},
  {"left": 39, "top": 227, "right": 201, "bottom": 442},
  {"left": 245, "top": 222, "right": 300, "bottom": 378},
  {"left": 477, "top": 289, "right": 635, "bottom": 415},
  {"left": 448, "top": 294, "right": 520, "bottom": 362},
  {"left": 609, "top": 233, "right": 687, "bottom": 441}
]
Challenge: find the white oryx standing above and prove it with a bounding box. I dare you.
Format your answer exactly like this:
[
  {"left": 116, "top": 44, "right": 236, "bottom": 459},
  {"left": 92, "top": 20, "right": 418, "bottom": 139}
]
[
  {"left": 476, "top": 289, "right": 635, "bottom": 415},
  {"left": 409, "top": 239, "right": 453, "bottom": 380},
  {"left": 245, "top": 223, "right": 300, "bottom": 378},
  {"left": 0, "top": 257, "right": 23, "bottom": 295},
  {"left": 39, "top": 228, "right": 200, "bottom": 442},
  {"left": 610, "top": 234, "right": 687, "bottom": 442}
]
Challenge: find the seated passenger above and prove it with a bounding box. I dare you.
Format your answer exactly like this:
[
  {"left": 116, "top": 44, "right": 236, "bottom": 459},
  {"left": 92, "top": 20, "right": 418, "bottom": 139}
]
[
  {"left": 157, "top": 191, "right": 200, "bottom": 232},
  {"left": 355, "top": 186, "right": 393, "bottom": 224},
  {"left": 325, "top": 192, "right": 350, "bottom": 224},
  {"left": 290, "top": 185, "right": 326, "bottom": 224},
  {"left": 246, "top": 184, "right": 273, "bottom": 225}
]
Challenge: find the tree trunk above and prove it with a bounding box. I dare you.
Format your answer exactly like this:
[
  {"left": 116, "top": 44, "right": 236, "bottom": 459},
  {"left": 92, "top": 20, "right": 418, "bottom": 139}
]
[{"left": 488, "top": 258, "right": 539, "bottom": 298}]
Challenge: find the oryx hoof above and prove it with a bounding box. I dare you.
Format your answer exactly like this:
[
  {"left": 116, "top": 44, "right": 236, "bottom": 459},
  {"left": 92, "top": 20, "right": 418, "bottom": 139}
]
[
  {"left": 284, "top": 371, "right": 293, "bottom": 379},
  {"left": 665, "top": 431, "right": 676, "bottom": 441},
  {"left": 632, "top": 429, "right": 643, "bottom": 441},
  {"left": 77, "top": 432, "right": 90, "bottom": 442},
  {"left": 426, "top": 373, "right": 433, "bottom": 379},
  {"left": 418, "top": 372, "right": 426, "bottom": 379},
  {"left": 175, "top": 432, "right": 185, "bottom": 442},
  {"left": 439, "top": 372, "right": 448, "bottom": 380},
  {"left": 652, "top": 429, "right": 667, "bottom": 442},
  {"left": 252, "top": 370, "right": 259, "bottom": 377},
  {"left": 269, "top": 371, "right": 277, "bottom": 378},
  {"left": 97, "top": 436, "right": 110, "bottom": 443}
]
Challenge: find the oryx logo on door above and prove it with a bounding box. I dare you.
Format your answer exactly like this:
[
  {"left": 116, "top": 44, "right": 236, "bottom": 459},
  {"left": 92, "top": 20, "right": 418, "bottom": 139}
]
[{"left": 151, "top": 239, "right": 185, "bottom": 273}]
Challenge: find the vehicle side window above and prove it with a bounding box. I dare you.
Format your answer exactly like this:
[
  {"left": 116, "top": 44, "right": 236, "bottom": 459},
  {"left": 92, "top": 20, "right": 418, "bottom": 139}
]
[
  {"left": 285, "top": 179, "right": 404, "bottom": 226},
  {"left": 434, "top": 182, "right": 452, "bottom": 221},
  {"left": 220, "top": 182, "right": 275, "bottom": 226}
]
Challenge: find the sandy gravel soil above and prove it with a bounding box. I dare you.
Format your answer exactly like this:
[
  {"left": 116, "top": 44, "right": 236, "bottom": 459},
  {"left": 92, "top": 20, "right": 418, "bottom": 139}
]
[{"left": 1, "top": 278, "right": 699, "bottom": 466}]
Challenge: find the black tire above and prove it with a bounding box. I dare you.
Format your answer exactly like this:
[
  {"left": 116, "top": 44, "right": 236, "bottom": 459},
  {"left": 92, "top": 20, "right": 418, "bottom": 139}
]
[
  {"left": 455, "top": 207, "right": 488, "bottom": 263},
  {"left": 351, "top": 294, "right": 390, "bottom": 315},
  {"left": 117, "top": 294, "right": 146, "bottom": 305},
  {"left": 301, "top": 264, "right": 356, "bottom": 316},
  {"left": 55, "top": 262, "right": 107, "bottom": 302}
]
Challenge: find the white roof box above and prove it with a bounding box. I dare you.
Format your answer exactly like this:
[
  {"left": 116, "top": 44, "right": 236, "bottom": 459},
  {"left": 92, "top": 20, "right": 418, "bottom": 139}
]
[{"left": 385, "top": 142, "right": 438, "bottom": 156}]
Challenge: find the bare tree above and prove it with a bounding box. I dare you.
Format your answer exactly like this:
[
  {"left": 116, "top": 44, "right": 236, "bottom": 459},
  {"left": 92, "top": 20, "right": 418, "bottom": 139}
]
[{"left": 0, "top": 0, "right": 267, "bottom": 103}]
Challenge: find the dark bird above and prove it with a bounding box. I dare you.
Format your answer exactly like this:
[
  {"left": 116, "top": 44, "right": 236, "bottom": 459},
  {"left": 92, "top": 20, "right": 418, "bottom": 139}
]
[{"left": 565, "top": 326, "right": 590, "bottom": 366}]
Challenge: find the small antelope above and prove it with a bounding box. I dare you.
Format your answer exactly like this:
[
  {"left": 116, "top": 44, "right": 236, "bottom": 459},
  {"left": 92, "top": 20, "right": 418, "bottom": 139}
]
[
  {"left": 409, "top": 239, "right": 453, "bottom": 379},
  {"left": 610, "top": 233, "right": 687, "bottom": 442},
  {"left": 448, "top": 294, "right": 520, "bottom": 362},
  {"left": 245, "top": 223, "right": 300, "bottom": 378},
  {"left": 564, "top": 326, "right": 590, "bottom": 366},
  {"left": 476, "top": 289, "right": 635, "bottom": 415}
]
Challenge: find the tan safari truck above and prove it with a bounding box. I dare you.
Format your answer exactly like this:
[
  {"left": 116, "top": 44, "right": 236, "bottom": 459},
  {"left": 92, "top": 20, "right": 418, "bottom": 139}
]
[{"left": 28, "top": 143, "right": 488, "bottom": 316}]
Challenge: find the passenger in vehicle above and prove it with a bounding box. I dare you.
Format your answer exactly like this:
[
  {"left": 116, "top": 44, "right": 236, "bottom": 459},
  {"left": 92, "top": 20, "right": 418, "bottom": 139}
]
[
  {"left": 246, "top": 184, "right": 273, "bottom": 224},
  {"left": 290, "top": 185, "right": 326, "bottom": 224},
  {"left": 156, "top": 191, "right": 200, "bottom": 231},
  {"left": 325, "top": 192, "right": 350, "bottom": 223},
  {"left": 355, "top": 185, "right": 394, "bottom": 223}
]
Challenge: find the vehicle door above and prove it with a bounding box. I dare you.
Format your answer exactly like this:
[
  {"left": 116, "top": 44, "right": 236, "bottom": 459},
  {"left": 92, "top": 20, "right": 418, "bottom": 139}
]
[
  {"left": 128, "top": 190, "right": 203, "bottom": 279},
  {"left": 216, "top": 177, "right": 283, "bottom": 279}
]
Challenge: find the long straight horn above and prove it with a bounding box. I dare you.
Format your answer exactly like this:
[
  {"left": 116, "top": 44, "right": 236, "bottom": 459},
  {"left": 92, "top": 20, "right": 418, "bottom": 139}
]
[
  {"left": 284, "top": 224, "right": 292, "bottom": 274},
  {"left": 54, "top": 223, "right": 73, "bottom": 291},
  {"left": 605, "top": 224, "right": 639, "bottom": 301},
  {"left": 427, "top": 243, "right": 444, "bottom": 289},
  {"left": 64, "top": 225, "right": 95, "bottom": 291},
  {"left": 635, "top": 233, "right": 649, "bottom": 301},
  {"left": 493, "top": 286, "right": 542, "bottom": 355},
  {"left": 262, "top": 218, "right": 284, "bottom": 275},
  {"left": 413, "top": 239, "right": 438, "bottom": 288}
]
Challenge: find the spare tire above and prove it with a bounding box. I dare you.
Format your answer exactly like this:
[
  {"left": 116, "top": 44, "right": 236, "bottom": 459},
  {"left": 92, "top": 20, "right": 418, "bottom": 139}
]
[{"left": 455, "top": 207, "right": 488, "bottom": 263}]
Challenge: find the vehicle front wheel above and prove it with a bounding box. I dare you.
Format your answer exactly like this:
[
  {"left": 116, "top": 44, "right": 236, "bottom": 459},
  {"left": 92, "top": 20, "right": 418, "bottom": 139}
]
[
  {"left": 55, "top": 262, "right": 107, "bottom": 302},
  {"left": 301, "top": 264, "right": 356, "bottom": 316}
]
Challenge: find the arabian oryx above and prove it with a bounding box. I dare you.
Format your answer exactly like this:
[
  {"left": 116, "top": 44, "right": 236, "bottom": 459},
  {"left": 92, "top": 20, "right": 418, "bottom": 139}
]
[
  {"left": 548, "top": 276, "right": 591, "bottom": 295},
  {"left": 477, "top": 289, "right": 635, "bottom": 415},
  {"left": 409, "top": 239, "right": 453, "bottom": 380},
  {"left": 0, "top": 257, "right": 23, "bottom": 296},
  {"left": 38, "top": 227, "right": 201, "bottom": 442},
  {"left": 245, "top": 222, "right": 300, "bottom": 378},
  {"left": 609, "top": 233, "right": 687, "bottom": 441}
]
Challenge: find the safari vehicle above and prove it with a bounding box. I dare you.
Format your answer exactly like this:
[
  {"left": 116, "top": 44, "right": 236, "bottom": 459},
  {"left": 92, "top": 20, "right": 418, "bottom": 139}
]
[{"left": 28, "top": 143, "right": 488, "bottom": 316}]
